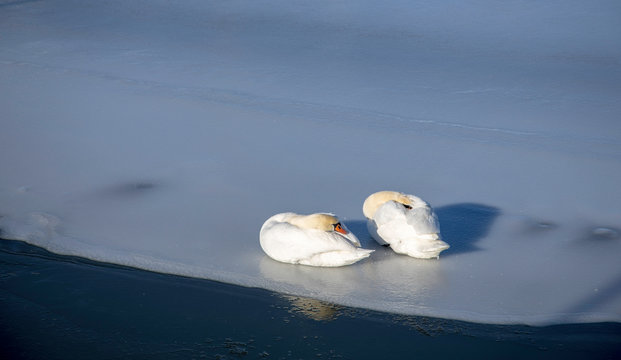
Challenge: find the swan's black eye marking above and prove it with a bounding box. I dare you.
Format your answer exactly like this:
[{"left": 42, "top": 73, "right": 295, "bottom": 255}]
[
  {"left": 333, "top": 223, "right": 348, "bottom": 234},
  {"left": 403, "top": 204, "right": 413, "bottom": 210}
]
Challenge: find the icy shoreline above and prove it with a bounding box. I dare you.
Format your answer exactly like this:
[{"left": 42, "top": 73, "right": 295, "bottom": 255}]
[
  {"left": 3, "top": 238, "right": 619, "bottom": 359},
  {"left": 2, "top": 205, "right": 619, "bottom": 326}
]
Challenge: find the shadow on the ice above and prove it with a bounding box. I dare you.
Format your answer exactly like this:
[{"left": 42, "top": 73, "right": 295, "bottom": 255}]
[
  {"left": 559, "top": 274, "right": 621, "bottom": 323},
  {"left": 436, "top": 203, "right": 500, "bottom": 256},
  {"left": 344, "top": 203, "right": 501, "bottom": 255}
]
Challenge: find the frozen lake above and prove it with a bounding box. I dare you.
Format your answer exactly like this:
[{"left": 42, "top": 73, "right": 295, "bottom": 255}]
[{"left": 1, "top": 0, "right": 620, "bottom": 325}]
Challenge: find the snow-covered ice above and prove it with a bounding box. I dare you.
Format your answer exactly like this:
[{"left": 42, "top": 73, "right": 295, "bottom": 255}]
[{"left": 1, "top": 0, "right": 620, "bottom": 325}]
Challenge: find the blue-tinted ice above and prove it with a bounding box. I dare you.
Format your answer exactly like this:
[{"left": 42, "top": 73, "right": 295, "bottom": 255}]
[{"left": 1, "top": 0, "right": 620, "bottom": 325}]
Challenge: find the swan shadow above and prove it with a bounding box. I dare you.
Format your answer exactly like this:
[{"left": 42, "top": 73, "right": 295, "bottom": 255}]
[
  {"left": 557, "top": 273, "right": 621, "bottom": 323},
  {"left": 435, "top": 203, "right": 501, "bottom": 256},
  {"left": 344, "top": 203, "right": 501, "bottom": 256}
]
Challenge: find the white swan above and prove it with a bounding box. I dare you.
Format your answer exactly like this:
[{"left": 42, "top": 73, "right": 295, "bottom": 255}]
[
  {"left": 260, "top": 212, "right": 373, "bottom": 267},
  {"left": 363, "top": 191, "right": 449, "bottom": 259}
]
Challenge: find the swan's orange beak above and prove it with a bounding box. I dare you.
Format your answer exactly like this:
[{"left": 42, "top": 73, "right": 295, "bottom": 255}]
[{"left": 334, "top": 223, "right": 348, "bottom": 234}]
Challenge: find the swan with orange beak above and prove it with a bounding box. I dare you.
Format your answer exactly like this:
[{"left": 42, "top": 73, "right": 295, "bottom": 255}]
[
  {"left": 363, "top": 191, "right": 449, "bottom": 259},
  {"left": 260, "top": 212, "right": 373, "bottom": 267}
]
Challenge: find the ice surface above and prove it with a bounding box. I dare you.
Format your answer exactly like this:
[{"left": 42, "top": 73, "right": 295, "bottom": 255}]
[{"left": 1, "top": 0, "right": 620, "bottom": 325}]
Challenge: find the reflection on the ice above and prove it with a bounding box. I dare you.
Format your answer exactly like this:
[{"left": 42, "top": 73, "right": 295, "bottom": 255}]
[
  {"left": 259, "top": 256, "right": 362, "bottom": 297},
  {"left": 259, "top": 247, "right": 448, "bottom": 317}
]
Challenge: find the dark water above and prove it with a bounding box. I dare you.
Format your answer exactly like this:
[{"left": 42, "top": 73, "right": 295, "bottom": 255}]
[{"left": 1, "top": 239, "right": 619, "bottom": 360}]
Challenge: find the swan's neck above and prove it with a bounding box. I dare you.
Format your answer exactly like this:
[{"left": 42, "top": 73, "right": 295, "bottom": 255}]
[
  {"left": 287, "top": 213, "right": 338, "bottom": 232},
  {"left": 363, "top": 191, "right": 427, "bottom": 218}
]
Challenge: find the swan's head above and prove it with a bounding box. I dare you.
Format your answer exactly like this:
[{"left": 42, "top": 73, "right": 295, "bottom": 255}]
[
  {"left": 288, "top": 213, "right": 361, "bottom": 246},
  {"left": 363, "top": 191, "right": 426, "bottom": 219}
]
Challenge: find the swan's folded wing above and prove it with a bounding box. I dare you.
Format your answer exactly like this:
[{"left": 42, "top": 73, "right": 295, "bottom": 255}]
[
  {"left": 374, "top": 201, "right": 407, "bottom": 226},
  {"left": 405, "top": 206, "right": 440, "bottom": 235},
  {"left": 376, "top": 218, "right": 418, "bottom": 244},
  {"left": 260, "top": 221, "right": 312, "bottom": 262},
  {"left": 299, "top": 248, "right": 374, "bottom": 267}
]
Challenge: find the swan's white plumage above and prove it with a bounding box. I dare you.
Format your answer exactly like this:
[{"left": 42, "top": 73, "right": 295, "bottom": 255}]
[
  {"left": 260, "top": 212, "right": 373, "bottom": 267},
  {"left": 364, "top": 191, "right": 449, "bottom": 259}
]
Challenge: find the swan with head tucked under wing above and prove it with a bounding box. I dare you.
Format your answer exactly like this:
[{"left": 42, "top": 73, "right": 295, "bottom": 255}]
[
  {"left": 363, "top": 191, "right": 450, "bottom": 259},
  {"left": 260, "top": 212, "right": 374, "bottom": 267}
]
